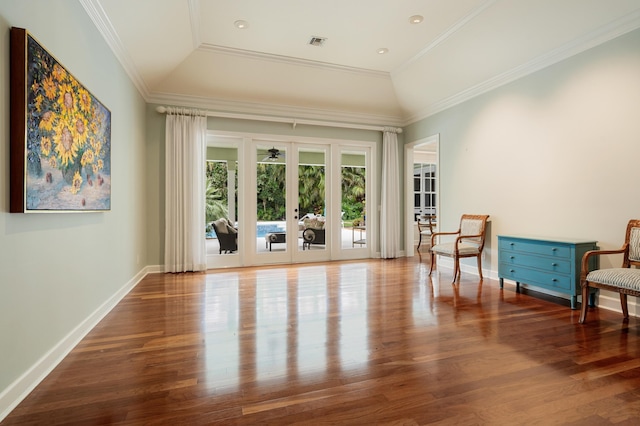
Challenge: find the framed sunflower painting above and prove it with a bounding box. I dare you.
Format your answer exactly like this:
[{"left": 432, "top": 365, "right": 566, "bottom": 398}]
[{"left": 10, "top": 27, "right": 111, "bottom": 213}]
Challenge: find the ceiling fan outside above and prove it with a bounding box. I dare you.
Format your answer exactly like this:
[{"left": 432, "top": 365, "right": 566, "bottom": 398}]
[{"left": 262, "top": 147, "right": 285, "bottom": 161}]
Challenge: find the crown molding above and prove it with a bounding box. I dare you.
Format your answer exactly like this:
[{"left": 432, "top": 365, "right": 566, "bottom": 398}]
[
  {"left": 188, "top": 0, "right": 201, "bottom": 49},
  {"left": 148, "top": 92, "right": 405, "bottom": 128},
  {"left": 404, "top": 9, "right": 640, "bottom": 126},
  {"left": 393, "top": 0, "right": 497, "bottom": 77},
  {"left": 80, "top": 0, "right": 151, "bottom": 99},
  {"left": 198, "top": 44, "right": 391, "bottom": 79}
]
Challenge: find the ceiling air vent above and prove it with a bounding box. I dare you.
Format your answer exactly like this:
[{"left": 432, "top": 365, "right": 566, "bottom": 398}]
[{"left": 308, "top": 36, "right": 327, "bottom": 47}]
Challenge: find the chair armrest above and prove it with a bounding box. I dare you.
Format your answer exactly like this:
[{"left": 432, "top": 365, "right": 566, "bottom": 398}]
[
  {"left": 430, "top": 230, "right": 460, "bottom": 246},
  {"left": 456, "top": 234, "right": 482, "bottom": 243},
  {"left": 580, "top": 244, "right": 628, "bottom": 281}
]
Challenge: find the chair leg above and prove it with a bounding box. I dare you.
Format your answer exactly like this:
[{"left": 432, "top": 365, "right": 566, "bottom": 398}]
[
  {"left": 417, "top": 234, "right": 422, "bottom": 250},
  {"left": 579, "top": 283, "right": 589, "bottom": 323},
  {"left": 620, "top": 293, "right": 629, "bottom": 319},
  {"left": 452, "top": 257, "right": 460, "bottom": 283},
  {"left": 476, "top": 255, "right": 483, "bottom": 280},
  {"left": 429, "top": 252, "right": 435, "bottom": 274}
]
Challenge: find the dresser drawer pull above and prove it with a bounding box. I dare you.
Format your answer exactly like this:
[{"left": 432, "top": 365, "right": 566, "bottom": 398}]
[
  {"left": 552, "top": 248, "right": 558, "bottom": 252},
  {"left": 552, "top": 278, "right": 558, "bottom": 282},
  {"left": 510, "top": 269, "right": 515, "bottom": 273},
  {"left": 551, "top": 263, "right": 558, "bottom": 266},
  {"left": 510, "top": 256, "right": 515, "bottom": 259}
]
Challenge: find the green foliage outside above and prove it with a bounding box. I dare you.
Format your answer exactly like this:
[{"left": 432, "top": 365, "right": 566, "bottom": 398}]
[
  {"left": 206, "top": 161, "right": 366, "bottom": 224},
  {"left": 298, "top": 165, "right": 325, "bottom": 216},
  {"left": 341, "top": 166, "right": 366, "bottom": 221},
  {"left": 206, "top": 162, "right": 230, "bottom": 227},
  {"left": 256, "top": 163, "right": 286, "bottom": 220}
]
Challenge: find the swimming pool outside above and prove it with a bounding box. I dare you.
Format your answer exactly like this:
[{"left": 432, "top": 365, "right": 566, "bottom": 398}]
[{"left": 207, "top": 221, "right": 286, "bottom": 239}]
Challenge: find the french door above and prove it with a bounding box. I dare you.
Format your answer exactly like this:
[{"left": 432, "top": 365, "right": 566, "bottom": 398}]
[
  {"left": 249, "top": 141, "right": 331, "bottom": 266},
  {"left": 206, "top": 134, "right": 373, "bottom": 268}
]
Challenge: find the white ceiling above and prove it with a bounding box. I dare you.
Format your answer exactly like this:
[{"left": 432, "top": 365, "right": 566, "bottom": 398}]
[{"left": 82, "top": 0, "right": 640, "bottom": 126}]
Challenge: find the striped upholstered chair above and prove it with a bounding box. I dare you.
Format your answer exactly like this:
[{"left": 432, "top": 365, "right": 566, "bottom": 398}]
[
  {"left": 428, "top": 214, "right": 490, "bottom": 283},
  {"left": 579, "top": 219, "right": 640, "bottom": 323}
]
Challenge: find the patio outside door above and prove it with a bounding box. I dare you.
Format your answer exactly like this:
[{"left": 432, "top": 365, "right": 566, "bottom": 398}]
[{"left": 249, "top": 141, "right": 330, "bottom": 265}]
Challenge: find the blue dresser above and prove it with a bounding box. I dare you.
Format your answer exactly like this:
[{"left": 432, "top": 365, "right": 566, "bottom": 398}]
[{"left": 498, "top": 235, "right": 598, "bottom": 309}]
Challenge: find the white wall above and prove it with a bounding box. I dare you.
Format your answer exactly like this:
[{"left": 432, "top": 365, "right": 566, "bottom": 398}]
[
  {"left": 405, "top": 28, "right": 640, "bottom": 303},
  {"left": 0, "top": 1, "right": 147, "bottom": 418}
]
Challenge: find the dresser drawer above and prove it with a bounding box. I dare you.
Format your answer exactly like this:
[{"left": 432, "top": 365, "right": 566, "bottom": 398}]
[
  {"left": 499, "top": 239, "right": 570, "bottom": 258},
  {"left": 499, "top": 264, "right": 572, "bottom": 292},
  {"left": 499, "top": 251, "right": 571, "bottom": 274}
]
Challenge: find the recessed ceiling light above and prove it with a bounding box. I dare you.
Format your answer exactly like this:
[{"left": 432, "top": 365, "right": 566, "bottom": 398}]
[
  {"left": 234, "top": 20, "right": 249, "bottom": 29},
  {"left": 377, "top": 48, "right": 389, "bottom": 55},
  {"left": 409, "top": 15, "right": 424, "bottom": 24}
]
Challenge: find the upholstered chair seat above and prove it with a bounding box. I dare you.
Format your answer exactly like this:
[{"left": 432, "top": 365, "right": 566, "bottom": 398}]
[
  {"left": 586, "top": 269, "right": 640, "bottom": 291},
  {"left": 580, "top": 219, "right": 640, "bottom": 323}
]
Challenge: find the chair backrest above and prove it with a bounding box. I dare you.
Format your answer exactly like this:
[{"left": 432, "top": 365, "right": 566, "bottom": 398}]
[
  {"left": 625, "top": 219, "right": 640, "bottom": 265},
  {"left": 212, "top": 218, "right": 237, "bottom": 235},
  {"left": 418, "top": 215, "right": 436, "bottom": 233},
  {"left": 459, "top": 214, "right": 490, "bottom": 248}
]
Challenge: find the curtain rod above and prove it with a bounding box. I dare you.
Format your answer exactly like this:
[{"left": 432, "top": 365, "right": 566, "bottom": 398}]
[{"left": 155, "top": 106, "right": 402, "bottom": 134}]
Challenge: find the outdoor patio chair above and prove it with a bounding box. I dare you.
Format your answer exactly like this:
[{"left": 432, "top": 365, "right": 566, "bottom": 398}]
[{"left": 212, "top": 218, "right": 238, "bottom": 254}]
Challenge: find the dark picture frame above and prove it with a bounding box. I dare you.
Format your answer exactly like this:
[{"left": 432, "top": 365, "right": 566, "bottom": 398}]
[{"left": 10, "top": 27, "right": 111, "bottom": 212}]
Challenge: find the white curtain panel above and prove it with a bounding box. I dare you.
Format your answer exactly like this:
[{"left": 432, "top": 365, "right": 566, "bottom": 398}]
[
  {"left": 380, "top": 128, "right": 401, "bottom": 259},
  {"left": 164, "top": 109, "right": 207, "bottom": 272}
]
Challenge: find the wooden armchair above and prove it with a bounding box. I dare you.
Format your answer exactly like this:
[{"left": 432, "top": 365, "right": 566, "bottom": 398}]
[
  {"left": 417, "top": 215, "right": 436, "bottom": 250},
  {"left": 429, "top": 214, "right": 490, "bottom": 282},
  {"left": 579, "top": 219, "right": 640, "bottom": 323}
]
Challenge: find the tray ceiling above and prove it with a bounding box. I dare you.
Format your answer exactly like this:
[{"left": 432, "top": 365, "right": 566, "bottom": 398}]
[{"left": 82, "top": 0, "right": 640, "bottom": 126}]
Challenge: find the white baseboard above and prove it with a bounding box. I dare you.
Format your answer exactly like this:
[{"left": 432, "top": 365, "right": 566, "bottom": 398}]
[
  {"left": 487, "top": 269, "right": 636, "bottom": 317},
  {"left": 0, "top": 266, "right": 151, "bottom": 422},
  {"left": 591, "top": 291, "right": 637, "bottom": 317},
  {"left": 147, "top": 264, "right": 165, "bottom": 274}
]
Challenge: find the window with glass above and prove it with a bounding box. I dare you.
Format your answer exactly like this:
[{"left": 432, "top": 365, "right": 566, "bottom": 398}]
[{"left": 413, "top": 163, "right": 436, "bottom": 221}]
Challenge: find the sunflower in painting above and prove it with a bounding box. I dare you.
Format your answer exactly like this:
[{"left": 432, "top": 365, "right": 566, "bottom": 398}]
[
  {"left": 40, "top": 137, "right": 51, "bottom": 156},
  {"left": 70, "top": 171, "right": 83, "bottom": 195},
  {"left": 53, "top": 120, "right": 78, "bottom": 168},
  {"left": 42, "top": 75, "right": 57, "bottom": 100},
  {"left": 57, "top": 82, "right": 77, "bottom": 117}
]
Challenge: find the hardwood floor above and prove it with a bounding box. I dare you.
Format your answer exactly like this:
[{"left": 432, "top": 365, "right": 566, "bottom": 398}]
[{"left": 4, "top": 256, "right": 640, "bottom": 425}]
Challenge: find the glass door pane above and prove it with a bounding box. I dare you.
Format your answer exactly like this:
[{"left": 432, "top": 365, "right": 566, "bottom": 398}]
[
  {"left": 297, "top": 147, "right": 326, "bottom": 254},
  {"left": 341, "top": 151, "right": 367, "bottom": 250},
  {"left": 256, "top": 144, "right": 287, "bottom": 256},
  {"left": 206, "top": 139, "right": 240, "bottom": 269}
]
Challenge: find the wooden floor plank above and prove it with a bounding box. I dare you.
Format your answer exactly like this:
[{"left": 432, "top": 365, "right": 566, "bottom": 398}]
[{"left": 4, "top": 257, "right": 640, "bottom": 425}]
